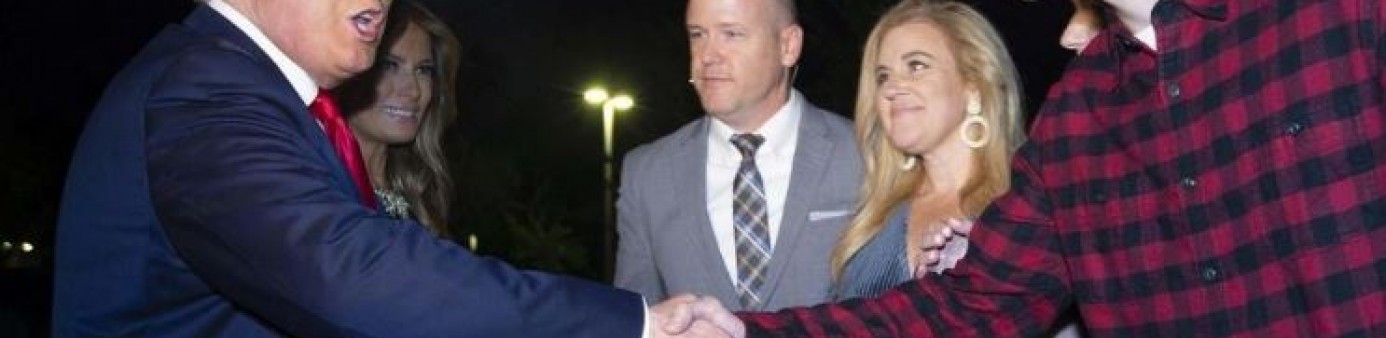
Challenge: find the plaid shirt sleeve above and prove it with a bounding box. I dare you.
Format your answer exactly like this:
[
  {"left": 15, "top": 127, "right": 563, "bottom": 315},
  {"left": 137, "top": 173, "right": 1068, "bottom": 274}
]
[
  {"left": 1378, "top": 0, "right": 1386, "bottom": 66},
  {"left": 740, "top": 144, "right": 1071, "bottom": 337},
  {"left": 744, "top": 0, "right": 1386, "bottom": 337}
]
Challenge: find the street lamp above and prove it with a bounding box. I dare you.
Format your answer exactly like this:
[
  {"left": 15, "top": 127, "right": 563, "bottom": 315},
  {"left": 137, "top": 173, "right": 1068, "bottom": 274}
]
[{"left": 583, "top": 87, "right": 634, "bottom": 278}]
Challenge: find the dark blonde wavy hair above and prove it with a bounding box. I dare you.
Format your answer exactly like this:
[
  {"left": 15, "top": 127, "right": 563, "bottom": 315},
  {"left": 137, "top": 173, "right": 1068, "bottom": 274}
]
[
  {"left": 339, "top": 0, "right": 461, "bottom": 237},
  {"left": 830, "top": 0, "right": 1026, "bottom": 280}
]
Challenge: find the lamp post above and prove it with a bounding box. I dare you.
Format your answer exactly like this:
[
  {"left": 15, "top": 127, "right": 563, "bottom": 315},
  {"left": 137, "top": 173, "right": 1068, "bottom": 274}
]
[{"left": 583, "top": 87, "right": 633, "bottom": 279}]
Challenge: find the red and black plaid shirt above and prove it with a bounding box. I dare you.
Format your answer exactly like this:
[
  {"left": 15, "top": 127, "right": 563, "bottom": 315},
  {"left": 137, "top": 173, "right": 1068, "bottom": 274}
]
[{"left": 742, "top": 0, "right": 1386, "bottom": 336}]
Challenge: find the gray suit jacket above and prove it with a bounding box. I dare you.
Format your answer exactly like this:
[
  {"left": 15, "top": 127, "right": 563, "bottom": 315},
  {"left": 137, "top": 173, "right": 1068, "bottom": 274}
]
[{"left": 614, "top": 101, "right": 863, "bottom": 311}]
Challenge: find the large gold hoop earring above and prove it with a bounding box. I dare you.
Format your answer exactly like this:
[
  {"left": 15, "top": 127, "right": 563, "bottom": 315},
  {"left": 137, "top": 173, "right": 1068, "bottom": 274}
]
[{"left": 960, "top": 99, "right": 989, "bottom": 149}]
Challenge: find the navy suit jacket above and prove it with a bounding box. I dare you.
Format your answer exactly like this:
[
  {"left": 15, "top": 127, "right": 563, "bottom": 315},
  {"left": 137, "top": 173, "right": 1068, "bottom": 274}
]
[{"left": 52, "top": 6, "right": 642, "bottom": 337}]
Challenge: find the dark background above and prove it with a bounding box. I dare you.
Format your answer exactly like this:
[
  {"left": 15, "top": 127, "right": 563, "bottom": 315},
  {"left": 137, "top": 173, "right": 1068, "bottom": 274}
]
[{"left": 0, "top": 0, "right": 1078, "bottom": 336}]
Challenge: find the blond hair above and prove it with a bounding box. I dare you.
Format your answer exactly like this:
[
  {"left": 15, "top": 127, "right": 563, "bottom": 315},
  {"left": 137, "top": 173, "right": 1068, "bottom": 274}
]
[{"left": 830, "top": 0, "right": 1026, "bottom": 280}]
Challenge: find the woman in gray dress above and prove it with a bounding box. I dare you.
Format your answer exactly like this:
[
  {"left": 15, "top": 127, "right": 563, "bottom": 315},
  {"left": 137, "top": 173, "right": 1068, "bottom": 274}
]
[
  {"left": 830, "top": 2, "right": 1091, "bottom": 336},
  {"left": 829, "top": 0, "right": 1025, "bottom": 301}
]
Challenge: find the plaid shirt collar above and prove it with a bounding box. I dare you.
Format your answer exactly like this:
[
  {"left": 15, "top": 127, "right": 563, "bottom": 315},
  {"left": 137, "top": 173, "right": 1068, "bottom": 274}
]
[{"left": 1090, "top": 0, "right": 1229, "bottom": 93}]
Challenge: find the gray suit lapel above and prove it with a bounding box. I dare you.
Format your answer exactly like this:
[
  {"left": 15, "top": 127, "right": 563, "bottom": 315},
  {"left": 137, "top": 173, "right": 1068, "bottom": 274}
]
[
  {"left": 675, "top": 118, "right": 741, "bottom": 305},
  {"left": 758, "top": 105, "right": 835, "bottom": 309}
]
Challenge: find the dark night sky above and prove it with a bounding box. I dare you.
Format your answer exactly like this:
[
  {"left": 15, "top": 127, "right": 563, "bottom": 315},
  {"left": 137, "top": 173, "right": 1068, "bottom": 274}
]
[{"left": 0, "top": 0, "right": 1076, "bottom": 273}]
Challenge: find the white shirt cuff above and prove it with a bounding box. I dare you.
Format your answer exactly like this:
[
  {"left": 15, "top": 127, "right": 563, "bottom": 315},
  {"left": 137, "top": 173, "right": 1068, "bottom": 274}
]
[{"left": 641, "top": 296, "right": 652, "bottom": 338}]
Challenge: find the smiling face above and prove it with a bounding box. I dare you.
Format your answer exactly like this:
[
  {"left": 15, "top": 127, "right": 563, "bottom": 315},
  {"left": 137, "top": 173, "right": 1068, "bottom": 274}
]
[
  {"left": 685, "top": 0, "right": 801, "bottom": 130},
  {"left": 874, "top": 22, "right": 973, "bottom": 156},
  {"left": 349, "top": 22, "right": 434, "bottom": 146},
  {"left": 252, "top": 0, "right": 391, "bottom": 87}
]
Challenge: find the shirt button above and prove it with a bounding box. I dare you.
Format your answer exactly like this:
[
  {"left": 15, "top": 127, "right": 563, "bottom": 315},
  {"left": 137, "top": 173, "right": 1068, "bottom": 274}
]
[
  {"left": 1284, "top": 122, "right": 1305, "bottom": 136},
  {"left": 1119, "top": 37, "right": 1140, "bottom": 50},
  {"left": 1180, "top": 177, "right": 1197, "bottom": 189},
  {"left": 1091, "top": 192, "right": 1107, "bottom": 203},
  {"left": 1166, "top": 83, "right": 1182, "bottom": 98},
  {"left": 1201, "top": 267, "right": 1220, "bottom": 282}
]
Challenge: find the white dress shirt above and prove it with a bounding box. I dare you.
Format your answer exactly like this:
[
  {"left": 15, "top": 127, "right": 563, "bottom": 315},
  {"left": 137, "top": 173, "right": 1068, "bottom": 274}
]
[
  {"left": 1133, "top": 25, "right": 1158, "bottom": 51},
  {"left": 706, "top": 90, "right": 803, "bottom": 284},
  {"left": 207, "top": 0, "right": 318, "bottom": 106}
]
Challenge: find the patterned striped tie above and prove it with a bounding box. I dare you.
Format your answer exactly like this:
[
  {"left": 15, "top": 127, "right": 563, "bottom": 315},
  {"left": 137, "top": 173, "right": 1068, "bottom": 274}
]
[{"left": 730, "top": 133, "right": 770, "bottom": 309}]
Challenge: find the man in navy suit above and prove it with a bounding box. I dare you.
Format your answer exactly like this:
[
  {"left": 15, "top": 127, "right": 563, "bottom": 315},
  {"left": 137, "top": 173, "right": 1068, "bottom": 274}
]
[{"left": 51, "top": 0, "right": 739, "bottom": 336}]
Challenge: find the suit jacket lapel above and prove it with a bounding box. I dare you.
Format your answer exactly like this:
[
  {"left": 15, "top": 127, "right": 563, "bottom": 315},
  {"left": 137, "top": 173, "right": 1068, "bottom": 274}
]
[
  {"left": 676, "top": 118, "right": 742, "bottom": 305},
  {"left": 184, "top": 5, "right": 357, "bottom": 201},
  {"left": 758, "top": 105, "right": 834, "bottom": 309}
]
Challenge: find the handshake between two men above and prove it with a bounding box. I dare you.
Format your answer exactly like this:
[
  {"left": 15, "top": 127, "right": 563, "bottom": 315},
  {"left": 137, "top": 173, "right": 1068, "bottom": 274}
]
[{"left": 644, "top": 218, "right": 974, "bottom": 338}]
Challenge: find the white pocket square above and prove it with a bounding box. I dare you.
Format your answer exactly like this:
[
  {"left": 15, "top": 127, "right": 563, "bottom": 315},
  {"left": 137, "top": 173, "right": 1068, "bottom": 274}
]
[{"left": 808, "top": 210, "right": 851, "bottom": 221}]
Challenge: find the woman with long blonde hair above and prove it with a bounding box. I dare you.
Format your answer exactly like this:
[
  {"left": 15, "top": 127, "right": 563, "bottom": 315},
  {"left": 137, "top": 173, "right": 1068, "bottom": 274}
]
[{"left": 830, "top": 0, "right": 1026, "bottom": 300}]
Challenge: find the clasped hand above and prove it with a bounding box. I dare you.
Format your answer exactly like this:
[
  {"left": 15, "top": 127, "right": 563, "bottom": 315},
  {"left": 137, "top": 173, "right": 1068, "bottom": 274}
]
[
  {"left": 650, "top": 218, "right": 973, "bottom": 337},
  {"left": 649, "top": 294, "right": 743, "bottom": 338},
  {"left": 916, "top": 217, "right": 974, "bottom": 277}
]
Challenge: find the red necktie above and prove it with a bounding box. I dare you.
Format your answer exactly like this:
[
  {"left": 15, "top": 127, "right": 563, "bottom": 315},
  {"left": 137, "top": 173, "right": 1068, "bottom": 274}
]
[{"left": 309, "top": 89, "right": 377, "bottom": 210}]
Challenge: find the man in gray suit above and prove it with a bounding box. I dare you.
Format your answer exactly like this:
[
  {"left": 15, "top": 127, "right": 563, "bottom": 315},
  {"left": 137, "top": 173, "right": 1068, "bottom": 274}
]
[{"left": 615, "top": 0, "right": 863, "bottom": 312}]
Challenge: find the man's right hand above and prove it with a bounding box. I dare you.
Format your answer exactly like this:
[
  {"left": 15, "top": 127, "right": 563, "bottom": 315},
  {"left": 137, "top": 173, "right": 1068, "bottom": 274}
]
[{"left": 650, "top": 294, "right": 745, "bottom": 338}]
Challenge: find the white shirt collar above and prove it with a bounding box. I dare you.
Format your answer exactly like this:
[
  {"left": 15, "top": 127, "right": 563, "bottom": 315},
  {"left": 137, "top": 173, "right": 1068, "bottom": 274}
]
[
  {"left": 206, "top": 0, "right": 319, "bottom": 106},
  {"left": 704, "top": 90, "right": 804, "bottom": 281},
  {"left": 708, "top": 90, "right": 804, "bottom": 160}
]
